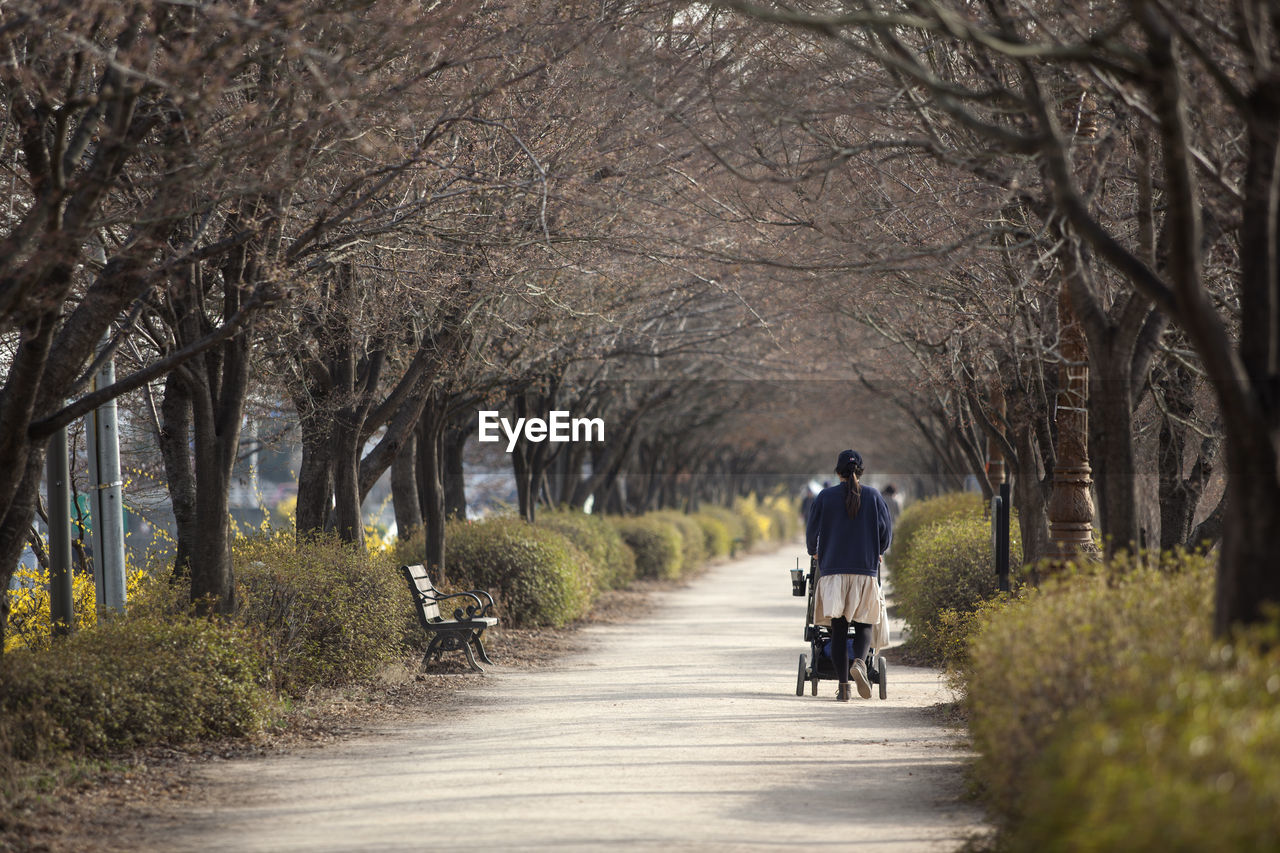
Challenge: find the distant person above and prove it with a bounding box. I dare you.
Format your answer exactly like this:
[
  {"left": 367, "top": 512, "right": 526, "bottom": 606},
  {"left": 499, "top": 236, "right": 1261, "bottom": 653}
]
[
  {"left": 800, "top": 485, "right": 817, "bottom": 521},
  {"left": 806, "top": 450, "right": 893, "bottom": 701},
  {"left": 881, "top": 483, "right": 902, "bottom": 522}
]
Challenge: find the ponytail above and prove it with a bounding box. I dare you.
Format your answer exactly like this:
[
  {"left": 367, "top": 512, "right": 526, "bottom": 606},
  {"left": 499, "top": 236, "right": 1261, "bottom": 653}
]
[
  {"left": 835, "top": 451, "right": 864, "bottom": 519},
  {"left": 843, "top": 473, "right": 862, "bottom": 519}
]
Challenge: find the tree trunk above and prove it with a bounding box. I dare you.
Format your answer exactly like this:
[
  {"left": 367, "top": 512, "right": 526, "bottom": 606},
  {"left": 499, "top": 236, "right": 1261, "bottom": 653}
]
[
  {"left": 391, "top": 431, "right": 422, "bottom": 539},
  {"left": 0, "top": 457, "right": 45, "bottom": 651},
  {"left": 1014, "top": 426, "right": 1053, "bottom": 567},
  {"left": 158, "top": 373, "right": 197, "bottom": 579},
  {"left": 331, "top": 414, "right": 364, "bottom": 548},
  {"left": 1155, "top": 361, "right": 1219, "bottom": 551},
  {"left": 1215, "top": 421, "right": 1280, "bottom": 634},
  {"left": 416, "top": 413, "right": 447, "bottom": 581},
  {"left": 512, "top": 443, "right": 534, "bottom": 522},
  {"left": 443, "top": 423, "right": 468, "bottom": 520},
  {"left": 187, "top": 362, "right": 243, "bottom": 616},
  {"left": 1089, "top": 358, "right": 1139, "bottom": 557},
  {"left": 295, "top": 418, "right": 334, "bottom": 536}
]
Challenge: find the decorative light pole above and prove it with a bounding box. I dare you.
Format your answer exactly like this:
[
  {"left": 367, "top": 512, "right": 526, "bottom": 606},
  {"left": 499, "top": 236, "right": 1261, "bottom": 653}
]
[
  {"left": 1046, "top": 87, "right": 1100, "bottom": 563},
  {"left": 1047, "top": 284, "right": 1097, "bottom": 559}
]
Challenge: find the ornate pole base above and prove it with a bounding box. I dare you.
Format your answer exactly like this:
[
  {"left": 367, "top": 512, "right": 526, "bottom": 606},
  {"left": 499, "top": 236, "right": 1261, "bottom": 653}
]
[{"left": 1046, "top": 464, "right": 1099, "bottom": 567}]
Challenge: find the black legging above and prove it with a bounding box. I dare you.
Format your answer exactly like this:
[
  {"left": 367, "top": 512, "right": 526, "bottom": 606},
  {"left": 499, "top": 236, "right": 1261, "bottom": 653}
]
[{"left": 831, "top": 617, "right": 873, "bottom": 683}]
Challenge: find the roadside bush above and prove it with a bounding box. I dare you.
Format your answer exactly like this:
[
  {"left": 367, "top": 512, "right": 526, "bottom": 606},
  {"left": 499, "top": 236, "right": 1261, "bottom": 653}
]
[
  {"left": 887, "top": 491, "right": 983, "bottom": 584},
  {"left": 537, "top": 509, "right": 636, "bottom": 591},
  {"left": 697, "top": 505, "right": 748, "bottom": 550},
  {"left": 732, "top": 495, "right": 771, "bottom": 547},
  {"left": 691, "top": 511, "right": 734, "bottom": 558},
  {"left": 610, "top": 516, "right": 683, "bottom": 580},
  {"left": 446, "top": 518, "right": 592, "bottom": 627},
  {"left": 963, "top": 550, "right": 1215, "bottom": 831},
  {"left": 762, "top": 494, "right": 801, "bottom": 540},
  {"left": 650, "top": 511, "right": 708, "bottom": 574},
  {"left": 234, "top": 532, "right": 410, "bottom": 695},
  {"left": 895, "top": 512, "right": 1022, "bottom": 666},
  {"left": 1006, "top": 634, "right": 1280, "bottom": 852},
  {"left": 5, "top": 563, "right": 159, "bottom": 652},
  {"left": 0, "top": 615, "right": 268, "bottom": 760}
]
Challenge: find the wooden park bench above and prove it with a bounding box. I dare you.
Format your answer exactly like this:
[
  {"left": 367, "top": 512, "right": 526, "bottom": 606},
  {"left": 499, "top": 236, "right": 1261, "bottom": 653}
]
[{"left": 399, "top": 564, "right": 498, "bottom": 672}]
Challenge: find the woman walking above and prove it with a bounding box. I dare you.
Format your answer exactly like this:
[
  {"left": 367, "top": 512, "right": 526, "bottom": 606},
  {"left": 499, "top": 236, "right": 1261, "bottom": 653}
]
[{"left": 805, "top": 449, "right": 894, "bottom": 701}]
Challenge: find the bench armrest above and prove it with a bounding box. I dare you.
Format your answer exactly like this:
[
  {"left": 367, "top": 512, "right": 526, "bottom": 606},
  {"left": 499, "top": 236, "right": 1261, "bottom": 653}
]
[
  {"left": 465, "top": 588, "right": 496, "bottom": 616},
  {"left": 417, "top": 588, "right": 494, "bottom": 621}
]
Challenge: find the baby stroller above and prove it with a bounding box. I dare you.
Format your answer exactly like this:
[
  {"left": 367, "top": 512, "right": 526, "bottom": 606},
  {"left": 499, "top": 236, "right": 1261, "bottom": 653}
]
[{"left": 791, "top": 557, "right": 888, "bottom": 699}]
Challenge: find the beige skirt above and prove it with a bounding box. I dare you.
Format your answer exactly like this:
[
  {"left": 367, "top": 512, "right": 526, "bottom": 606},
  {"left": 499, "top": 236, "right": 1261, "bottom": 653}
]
[{"left": 814, "top": 572, "right": 881, "bottom": 626}]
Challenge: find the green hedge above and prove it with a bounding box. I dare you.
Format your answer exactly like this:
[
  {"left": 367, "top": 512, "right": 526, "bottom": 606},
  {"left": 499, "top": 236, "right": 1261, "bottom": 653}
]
[
  {"left": 0, "top": 616, "right": 268, "bottom": 761},
  {"left": 963, "top": 550, "right": 1222, "bottom": 841},
  {"left": 537, "top": 509, "right": 636, "bottom": 591},
  {"left": 446, "top": 518, "right": 592, "bottom": 627},
  {"left": 610, "top": 516, "right": 683, "bottom": 580},
  {"left": 696, "top": 505, "right": 748, "bottom": 549},
  {"left": 732, "top": 495, "right": 771, "bottom": 548},
  {"left": 691, "top": 511, "right": 734, "bottom": 558},
  {"left": 234, "top": 533, "right": 411, "bottom": 695},
  {"left": 650, "top": 511, "right": 708, "bottom": 574},
  {"left": 888, "top": 491, "right": 983, "bottom": 581},
  {"left": 760, "top": 494, "right": 801, "bottom": 541},
  {"left": 1008, "top": 632, "right": 1280, "bottom": 851},
  {"left": 895, "top": 512, "right": 1021, "bottom": 667}
]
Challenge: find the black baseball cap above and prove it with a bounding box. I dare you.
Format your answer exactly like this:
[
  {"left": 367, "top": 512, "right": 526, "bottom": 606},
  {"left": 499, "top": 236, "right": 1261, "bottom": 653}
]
[{"left": 835, "top": 449, "right": 863, "bottom": 473}]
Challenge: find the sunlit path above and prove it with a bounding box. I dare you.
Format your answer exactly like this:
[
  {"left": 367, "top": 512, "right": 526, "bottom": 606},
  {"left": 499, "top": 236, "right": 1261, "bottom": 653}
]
[{"left": 141, "top": 546, "right": 984, "bottom": 852}]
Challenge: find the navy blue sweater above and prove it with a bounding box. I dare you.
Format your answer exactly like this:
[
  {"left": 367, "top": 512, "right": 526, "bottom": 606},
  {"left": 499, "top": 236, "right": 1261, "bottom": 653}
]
[{"left": 805, "top": 483, "right": 893, "bottom": 576}]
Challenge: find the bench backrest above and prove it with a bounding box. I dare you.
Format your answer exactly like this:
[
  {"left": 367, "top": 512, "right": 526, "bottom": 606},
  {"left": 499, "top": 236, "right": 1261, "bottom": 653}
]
[{"left": 401, "top": 564, "right": 442, "bottom": 625}]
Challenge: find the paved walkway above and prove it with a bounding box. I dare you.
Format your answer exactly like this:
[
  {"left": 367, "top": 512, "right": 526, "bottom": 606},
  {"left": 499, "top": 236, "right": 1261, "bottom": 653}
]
[{"left": 147, "top": 546, "right": 984, "bottom": 852}]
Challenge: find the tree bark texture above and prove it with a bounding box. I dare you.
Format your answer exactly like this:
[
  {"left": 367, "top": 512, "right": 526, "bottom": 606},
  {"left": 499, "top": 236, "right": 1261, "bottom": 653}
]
[
  {"left": 391, "top": 431, "right": 422, "bottom": 539},
  {"left": 158, "top": 373, "right": 197, "bottom": 579},
  {"left": 415, "top": 410, "right": 447, "bottom": 581},
  {"left": 444, "top": 423, "right": 469, "bottom": 520}
]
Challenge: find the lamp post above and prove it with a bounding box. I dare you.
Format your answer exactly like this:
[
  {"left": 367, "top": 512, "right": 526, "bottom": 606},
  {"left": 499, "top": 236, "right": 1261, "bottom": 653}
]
[
  {"left": 1047, "top": 284, "right": 1097, "bottom": 560},
  {"left": 1046, "top": 87, "right": 1100, "bottom": 563}
]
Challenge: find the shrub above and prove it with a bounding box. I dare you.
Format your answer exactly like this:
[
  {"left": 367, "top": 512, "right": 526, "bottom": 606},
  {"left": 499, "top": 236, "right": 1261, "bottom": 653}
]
[
  {"left": 691, "top": 512, "right": 734, "bottom": 558},
  {"left": 234, "top": 532, "right": 410, "bottom": 695},
  {"left": 697, "top": 505, "right": 748, "bottom": 549},
  {"left": 887, "top": 491, "right": 983, "bottom": 587},
  {"left": 732, "top": 494, "right": 772, "bottom": 548},
  {"left": 0, "top": 615, "right": 268, "bottom": 760},
  {"left": 610, "top": 516, "right": 683, "bottom": 580},
  {"left": 537, "top": 509, "right": 636, "bottom": 591},
  {"left": 1006, "top": 636, "right": 1280, "bottom": 852},
  {"left": 762, "top": 494, "right": 801, "bottom": 540},
  {"left": 963, "top": 550, "right": 1215, "bottom": 830},
  {"left": 894, "top": 512, "right": 1022, "bottom": 666},
  {"left": 650, "top": 511, "right": 708, "bottom": 574},
  {"left": 446, "top": 518, "right": 592, "bottom": 627},
  {"left": 5, "top": 564, "right": 157, "bottom": 652},
  {"left": 385, "top": 523, "right": 428, "bottom": 570}
]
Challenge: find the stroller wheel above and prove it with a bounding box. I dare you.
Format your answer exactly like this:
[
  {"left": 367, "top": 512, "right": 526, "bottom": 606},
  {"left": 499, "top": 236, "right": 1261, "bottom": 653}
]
[
  {"left": 796, "top": 654, "right": 807, "bottom": 696},
  {"left": 877, "top": 655, "right": 888, "bottom": 700}
]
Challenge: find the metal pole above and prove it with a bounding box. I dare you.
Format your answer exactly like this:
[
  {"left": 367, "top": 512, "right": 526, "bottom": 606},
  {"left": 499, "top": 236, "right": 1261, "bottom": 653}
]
[
  {"left": 87, "top": 354, "right": 127, "bottom": 616},
  {"left": 997, "top": 482, "right": 1011, "bottom": 592},
  {"left": 46, "top": 427, "right": 75, "bottom": 633}
]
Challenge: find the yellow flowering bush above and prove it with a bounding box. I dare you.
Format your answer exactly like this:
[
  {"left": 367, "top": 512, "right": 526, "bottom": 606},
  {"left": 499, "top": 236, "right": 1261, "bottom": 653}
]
[{"left": 5, "top": 565, "right": 150, "bottom": 652}]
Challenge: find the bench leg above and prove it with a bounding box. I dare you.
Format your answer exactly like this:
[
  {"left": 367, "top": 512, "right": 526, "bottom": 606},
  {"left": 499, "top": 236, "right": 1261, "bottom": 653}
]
[
  {"left": 460, "top": 633, "right": 484, "bottom": 672},
  {"left": 472, "top": 631, "right": 494, "bottom": 665},
  {"left": 421, "top": 634, "right": 445, "bottom": 670}
]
